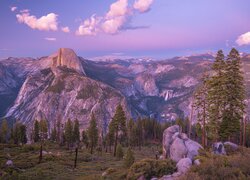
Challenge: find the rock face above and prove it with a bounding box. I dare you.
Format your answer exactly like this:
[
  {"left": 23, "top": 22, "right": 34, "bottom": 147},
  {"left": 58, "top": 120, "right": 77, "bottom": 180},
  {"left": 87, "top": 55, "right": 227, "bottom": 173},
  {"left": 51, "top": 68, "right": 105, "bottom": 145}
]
[
  {"left": 5, "top": 49, "right": 130, "bottom": 136},
  {"left": 162, "top": 125, "right": 203, "bottom": 162},
  {"left": 51, "top": 48, "right": 85, "bottom": 75}
]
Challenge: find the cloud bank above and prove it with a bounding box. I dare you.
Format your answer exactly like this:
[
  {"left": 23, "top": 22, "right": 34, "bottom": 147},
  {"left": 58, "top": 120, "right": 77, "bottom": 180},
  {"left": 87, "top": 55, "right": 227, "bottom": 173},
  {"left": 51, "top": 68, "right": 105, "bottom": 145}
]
[
  {"left": 76, "top": 0, "right": 154, "bottom": 36},
  {"left": 236, "top": 32, "right": 250, "bottom": 46},
  {"left": 16, "top": 10, "right": 58, "bottom": 31}
]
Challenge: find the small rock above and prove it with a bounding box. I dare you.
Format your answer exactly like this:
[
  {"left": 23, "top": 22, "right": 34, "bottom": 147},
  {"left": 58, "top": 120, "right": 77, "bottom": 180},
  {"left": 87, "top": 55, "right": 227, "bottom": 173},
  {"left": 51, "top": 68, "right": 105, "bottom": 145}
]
[
  {"left": 176, "top": 158, "right": 192, "bottom": 173},
  {"left": 6, "top": 160, "right": 13, "bottom": 166},
  {"left": 194, "top": 159, "right": 201, "bottom": 165},
  {"left": 42, "top": 151, "right": 48, "bottom": 155},
  {"left": 172, "top": 172, "right": 182, "bottom": 177},
  {"left": 151, "top": 177, "right": 158, "bottom": 180},
  {"left": 159, "top": 155, "right": 164, "bottom": 160},
  {"left": 212, "top": 142, "right": 226, "bottom": 155}
]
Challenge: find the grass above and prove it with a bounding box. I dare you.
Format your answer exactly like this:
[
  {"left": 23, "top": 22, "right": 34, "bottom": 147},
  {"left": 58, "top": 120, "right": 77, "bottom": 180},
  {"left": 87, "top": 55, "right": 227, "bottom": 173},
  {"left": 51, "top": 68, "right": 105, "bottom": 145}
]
[{"left": 0, "top": 143, "right": 161, "bottom": 180}]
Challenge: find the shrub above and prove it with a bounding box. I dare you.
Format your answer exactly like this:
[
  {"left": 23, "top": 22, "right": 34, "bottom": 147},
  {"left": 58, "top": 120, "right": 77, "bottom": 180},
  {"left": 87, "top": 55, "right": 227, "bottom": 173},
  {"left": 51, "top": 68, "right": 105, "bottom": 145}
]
[
  {"left": 116, "top": 144, "right": 124, "bottom": 160},
  {"left": 184, "top": 148, "right": 250, "bottom": 180},
  {"left": 127, "top": 158, "right": 176, "bottom": 180},
  {"left": 124, "top": 148, "right": 135, "bottom": 168}
]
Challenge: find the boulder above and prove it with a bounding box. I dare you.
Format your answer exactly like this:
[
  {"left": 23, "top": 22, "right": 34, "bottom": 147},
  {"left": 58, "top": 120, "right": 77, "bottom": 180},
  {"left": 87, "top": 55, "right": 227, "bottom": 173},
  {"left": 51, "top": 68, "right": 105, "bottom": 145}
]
[
  {"left": 162, "top": 125, "right": 180, "bottom": 158},
  {"left": 6, "top": 160, "right": 13, "bottom": 166},
  {"left": 177, "top": 158, "right": 192, "bottom": 173},
  {"left": 212, "top": 142, "right": 226, "bottom": 155},
  {"left": 163, "top": 125, "right": 203, "bottom": 162},
  {"left": 224, "top": 141, "right": 238, "bottom": 151},
  {"left": 185, "top": 139, "right": 202, "bottom": 160},
  {"left": 170, "top": 137, "right": 187, "bottom": 162}
]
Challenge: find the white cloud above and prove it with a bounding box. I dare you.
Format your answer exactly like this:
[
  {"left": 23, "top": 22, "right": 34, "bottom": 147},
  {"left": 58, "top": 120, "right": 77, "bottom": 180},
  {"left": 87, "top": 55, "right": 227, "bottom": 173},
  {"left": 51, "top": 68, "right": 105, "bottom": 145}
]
[
  {"left": 76, "top": 15, "right": 101, "bottom": 36},
  {"left": 16, "top": 11, "right": 58, "bottom": 31},
  {"left": 106, "top": 0, "right": 128, "bottom": 18},
  {"left": 133, "top": 0, "right": 154, "bottom": 13},
  {"left": 76, "top": 0, "right": 153, "bottom": 36},
  {"left": 45, "top": 37, "right": 56, "bottom": 41},
  {"left": 102, "top": 0, "right": 130, "bottom": 34},
  {"left": 10, "top": 6, "right": 17, "bottom": 12},
  {"left": 20, "top": 9, "right": 30, "bottom": 13},
  {"left": 236, "top": 32, "right": 250, "bottom": 46},
  {"left": 61, "top": 26, "right": 70, "bottom": 33},
  {"left": 102, "top": 16, "right": 127, "bottom": 34}
]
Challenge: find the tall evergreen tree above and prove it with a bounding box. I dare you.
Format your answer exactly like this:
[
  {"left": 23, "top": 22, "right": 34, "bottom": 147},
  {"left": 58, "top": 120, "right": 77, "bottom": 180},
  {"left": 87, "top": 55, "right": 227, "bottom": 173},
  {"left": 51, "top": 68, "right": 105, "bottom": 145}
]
[
  {"left": 207, "top": 50, "right": 226, "bottom": 142},
  {"left": 127, "top": 118, "right": 135, "bottom": 147},
  {"left": 39, "top": 119, "right": 48, "bottom": 141},
  {"left": 19, "top": 124, "right": 27, "bottom": 144},
  {"left": 194, "top": 73, "right": 209, "bottom": 147},
  {"left": 0, "top": 119, "right": 8, "bottom": 143},
  {"left": 109, "top": 104, "right": 127, "bottom": 156},
  {"left": 50, "top": 124, "right": 57, "bottom": 142},
  {"left": 220, "top": 48, "right": 246, "bottom": 141},
  {"left": 33, "top": 120, "right": 40, "bottom": 142},
  {"left": 87, "top": 113, "right": 98, "bottom": 154},
  {"left": 73, "top": 119, "right": 80, "bottom": 144},
  {"left": 81, "top": 130, "right": 89, "bottom": 148},
  {"left": 65, "top": 119, "right": 73, "bottom": 147}
]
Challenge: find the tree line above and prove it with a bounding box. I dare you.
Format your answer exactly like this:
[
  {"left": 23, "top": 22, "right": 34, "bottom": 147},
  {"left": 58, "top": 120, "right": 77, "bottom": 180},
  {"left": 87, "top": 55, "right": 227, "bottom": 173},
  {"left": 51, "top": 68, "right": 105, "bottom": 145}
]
[{"left": 193, "top": 48, "right": 248, "bottom": 147}]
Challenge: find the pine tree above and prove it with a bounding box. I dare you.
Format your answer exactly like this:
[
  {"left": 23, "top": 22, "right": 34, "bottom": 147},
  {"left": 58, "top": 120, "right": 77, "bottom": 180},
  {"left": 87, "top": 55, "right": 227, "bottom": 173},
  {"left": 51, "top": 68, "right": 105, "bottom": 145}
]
[
  {"left": 19, "top": 124, "right": 27, "bottom": 144},
  {"left": 127, "top": 118, "right": 135, "bottom": 147},
  {"left": 39, "top": 119, "right": 48, "bottom": 141},
  {"left": 73, "top": 119, "right": 80, "bottom": 144},
  {"left": 194, "top": 73, "right": 209, "bottom": 147},
  {"left": 207, "top": 50, "right": 226, "bottom": 142},
  {"left": 33, "top": 120, "right": 40, "bottom": 142},
  {"left": 81, "top": 130, "right": 89, "bottom": 148},
  {"left": 13, "top": 122, "right": 21, "bottom": 144},
  {"left": 124, "top": 147, "right": 135, "bottom": 168},
  {"left": 0, "top": 119, "right": 8, "bottom": 143},
  {"left": 220, "top": 48, "right": 246, "bottom": 141},
  {"left": 87, "top": 113, "right": 98, "bottom": 154},
  {"left": 65, "top": 119, "right": 73, "bottom": 148},
  {"left": 109, "top": 104, "right": 127, "bottom": 156},
  {"left": 116, "top": 144, "right": 124, "bottom": 159},
  {"left": 50, "top": 124, "right": 57, "bottom": 142}
]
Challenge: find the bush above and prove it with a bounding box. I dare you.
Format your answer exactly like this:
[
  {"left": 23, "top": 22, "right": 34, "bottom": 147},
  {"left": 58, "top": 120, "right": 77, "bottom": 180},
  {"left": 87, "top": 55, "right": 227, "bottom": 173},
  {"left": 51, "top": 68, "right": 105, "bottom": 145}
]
[
  {"left": 184, "top": 148, "right": 250, "bottom": 180},
  {"left": 127, "top": 158, "right": 176, "bottom": 180},
  {"left": 116, "top": 144, "right": 123, "bottom": 160},
  {"left": 124, "top": 148, "right": 135, "bottom": 168}
]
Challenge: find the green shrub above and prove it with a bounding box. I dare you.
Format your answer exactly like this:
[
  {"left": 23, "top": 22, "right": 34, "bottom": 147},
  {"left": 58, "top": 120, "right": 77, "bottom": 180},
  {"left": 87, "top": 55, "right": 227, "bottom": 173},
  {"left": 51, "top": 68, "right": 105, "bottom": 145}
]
[
  {"left": 124, "top": 148, "right": 135, "bottom": 168},
  {"left": 185, "top": 148, "right": 250, "bottom": 180},
  {"left": 127, "top": 158, "right": 176, "bottom": 180}
]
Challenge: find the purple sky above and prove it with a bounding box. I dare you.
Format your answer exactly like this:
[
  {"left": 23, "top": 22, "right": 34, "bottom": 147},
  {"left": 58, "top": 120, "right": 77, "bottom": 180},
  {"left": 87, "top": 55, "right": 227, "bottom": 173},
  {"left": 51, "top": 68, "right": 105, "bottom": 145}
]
[{"left": 1, "top": 0, "right": 250, "bottom": 59}]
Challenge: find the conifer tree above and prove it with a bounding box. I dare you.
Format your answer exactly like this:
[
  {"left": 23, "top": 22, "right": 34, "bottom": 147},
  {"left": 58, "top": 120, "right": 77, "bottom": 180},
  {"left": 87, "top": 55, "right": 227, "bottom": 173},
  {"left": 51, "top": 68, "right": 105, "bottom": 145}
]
[
  {"left": 0, "top": 119, "right": 8, "bottom": 143},
  {"left": 109, "top": 104, "right": 127, "bottom": 156},
  {"left": 127, "top": 118, "right": 135, "bottom": 147},
  {"left": 19, "top": 124, "right": 27, "bottom": 144},
  {"left": 81, "top": 130, "right": 89, "bottom": 148},
  {"left": 39, "top": 119, "right": 48, "bottom": 141},
  {"left": 33, "top": 120, "right": 40, "bottom": 142},
  {"left": 50, "top": 124, "right": 57, "bottom": 142},
  {"left": 220, "top": 48, "right": 246, "bottom": 141},
  {"left": 73, "top": 119, "right": 80, "bottom": 144},
  {"left": 87, "top": 113, "right": 98, "bottom": 154},
  {"left": 207, "top": 50, "right": 226, "bottom": 142},
  {"left": 65, "top": 119, "right": 73, "bottom": 148},
  {"left": 194, "top": 73, "right": 209, "bottom": 147}
]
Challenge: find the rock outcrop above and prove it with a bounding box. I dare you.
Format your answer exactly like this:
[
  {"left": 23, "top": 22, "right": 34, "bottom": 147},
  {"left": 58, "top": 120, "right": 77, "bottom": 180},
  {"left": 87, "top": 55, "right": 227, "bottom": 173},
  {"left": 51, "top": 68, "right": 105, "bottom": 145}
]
[
  {"left": 51, "top": 48, "right": 85, "bottom": 75},
  {"left": 162, "top": 125, "right": 202, "bottom": 162},
  {"left": 212, "top": 141, "right": 239, "bottom": 155}
]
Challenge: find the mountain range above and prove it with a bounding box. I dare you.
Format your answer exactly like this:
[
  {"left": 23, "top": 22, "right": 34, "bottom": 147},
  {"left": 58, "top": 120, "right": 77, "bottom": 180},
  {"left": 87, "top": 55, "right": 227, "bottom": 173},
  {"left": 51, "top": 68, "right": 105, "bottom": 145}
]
[{"left": 1, "top": 48, "right": 250, "bottom": 134}]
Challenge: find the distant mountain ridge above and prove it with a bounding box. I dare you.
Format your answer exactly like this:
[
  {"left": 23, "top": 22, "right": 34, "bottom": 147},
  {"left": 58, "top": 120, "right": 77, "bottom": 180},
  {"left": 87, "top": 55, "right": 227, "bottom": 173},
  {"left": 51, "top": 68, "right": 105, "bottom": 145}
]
[{"left": 1, "top": 49, "right": 250, "bottom": 135}]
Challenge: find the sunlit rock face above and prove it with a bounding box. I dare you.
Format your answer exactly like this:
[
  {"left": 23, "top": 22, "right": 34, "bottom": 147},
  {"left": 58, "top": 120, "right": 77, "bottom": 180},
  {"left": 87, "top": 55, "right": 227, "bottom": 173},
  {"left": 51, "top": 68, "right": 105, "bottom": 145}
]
[{"left": 51, "top": 48, "right": 86, "bottom": 75}]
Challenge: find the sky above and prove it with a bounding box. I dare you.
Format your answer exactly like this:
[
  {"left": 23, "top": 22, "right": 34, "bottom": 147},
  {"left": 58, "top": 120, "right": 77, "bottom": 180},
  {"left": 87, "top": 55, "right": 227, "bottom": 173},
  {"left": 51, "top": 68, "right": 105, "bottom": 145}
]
[{"left": 1, "top": 0, "right": 250, "bottom": 59}]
